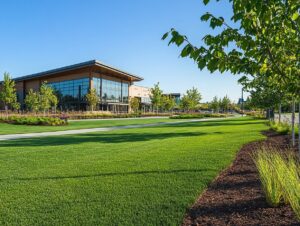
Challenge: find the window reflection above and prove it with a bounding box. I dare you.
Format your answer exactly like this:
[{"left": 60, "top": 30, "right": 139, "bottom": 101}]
[
  {"left": 93, "top": 78, "right": 129, "bottom": 103},
  {"left": 48, "top": 78, "right": 89, "bottom": 109}
]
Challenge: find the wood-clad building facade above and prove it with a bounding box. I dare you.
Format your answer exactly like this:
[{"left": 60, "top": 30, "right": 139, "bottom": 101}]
[{"left": 9, "top": 60, "right": 143, "bottom": 112}]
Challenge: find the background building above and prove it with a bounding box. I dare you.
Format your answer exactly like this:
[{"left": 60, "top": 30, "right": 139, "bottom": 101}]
[
  {"left": 163, "top": 93, "right": 181, "bottom": 105},
  {"left": 129, "top": 85, "right": 152, "bottom": 111}
]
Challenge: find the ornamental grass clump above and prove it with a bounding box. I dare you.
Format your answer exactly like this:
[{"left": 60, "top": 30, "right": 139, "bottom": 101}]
[
  {"left": 253, "top": 147, "right": 300, "bottom": 220},
  {"left": 275, "top": 154, "right": 300, "bottom": 220},
  {"left": 252, "top": 149, "right": 283, "bottom": 207}
]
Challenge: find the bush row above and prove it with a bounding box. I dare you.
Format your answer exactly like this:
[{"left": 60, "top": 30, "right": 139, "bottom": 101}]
[
  {"left": 244, "top": 111, "right": 266, "bottom": 119},
  {"left": 169, "top": 113, "right": 232, "bottom": 119},
  {"left": 269, "top": 121, "right": 299, "bottom": 136},
  {"left": 63, "top": 112, "right": 173, "bottom": 120},
  {"left": 253, "top": 148, "right": 300, "bottom": 220},
  {"left": 0, "top": 116, "right": 68, "bottom": 126}
]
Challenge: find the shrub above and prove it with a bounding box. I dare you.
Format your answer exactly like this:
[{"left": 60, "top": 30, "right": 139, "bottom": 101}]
[
  {"left": 245, "top": 111, "right": 266, "bottom": 119},
  {"left": 0, "top": 116, "right": 67, "bottom": 126},
  {"left": 170, "top": 113, "right": 230, "bottom": 119},
  {"left": 65, "top": 112, "right": 172, "bottom": 120},
  {"left": 269, "top": 121, "right": 299, "bottom": 136}
]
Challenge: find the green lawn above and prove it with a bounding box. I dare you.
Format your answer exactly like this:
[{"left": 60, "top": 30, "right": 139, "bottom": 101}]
[
  {"left": 0, "top": 118, "right": 180, "bottom": 135},
  {"left": 0, "top": 117, "right": 267, "bottom": 225}
]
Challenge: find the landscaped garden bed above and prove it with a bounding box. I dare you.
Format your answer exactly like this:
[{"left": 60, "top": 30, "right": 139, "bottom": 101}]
[
  {"left": 183, "top": 130, "right": 299, "bottom": 225},
  {"left": 0, "top": 116, "right": 68, "bottom": 126},
  {"left": 170, "top": 113, "right": 232, "bottom": 119}
]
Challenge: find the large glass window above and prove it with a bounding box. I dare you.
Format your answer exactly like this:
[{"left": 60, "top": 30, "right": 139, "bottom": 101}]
[
  {"left": 122, "top": 82, "right": 129, "bottom": 103},
  {"left": 93, "top": 77, "right": 101, "bottom": 97},
  {"left": 102, "top": 79, "right": 122, "bottom": 103},
  {"left": 48, "top": 78, "right": 89, "bottom": 104},
  {"left": 92, "top": 77, "right": 129, "bottom": 104}
]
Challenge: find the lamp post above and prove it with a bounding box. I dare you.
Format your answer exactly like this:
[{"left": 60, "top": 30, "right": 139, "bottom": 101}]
[{"left": 241, "top": 88, "right": 244, "bottom": 116}]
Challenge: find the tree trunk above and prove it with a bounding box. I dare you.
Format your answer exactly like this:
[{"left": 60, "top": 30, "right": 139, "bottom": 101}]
[
  {"left": 278, "top": 102, "right": 282, "bottom": 123},
  {"left": 267, "top": 108, "right": 271, "bottom": 120},
  {"left": 298, "top": 101, "right": 300, "bottom": 154},
  {"left": 4, "top": 105, "right": 8, "bottom": 119},
  {"left": 292, "top": 99, "right": 295, "bottom": 147}
]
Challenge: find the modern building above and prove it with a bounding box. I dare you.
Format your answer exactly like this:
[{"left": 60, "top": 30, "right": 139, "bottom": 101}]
[
  {"left": 5, "top": 60, "right": 143, "bottom": 112},
  {"left": 163, "top": 93, "right": 181, "bottom": 105},
  {"left": 129, "top": 85, "right": 152, "bottom": 112},
  {"left": 130, "top": 85, "right": 151, "bottom": 104}
]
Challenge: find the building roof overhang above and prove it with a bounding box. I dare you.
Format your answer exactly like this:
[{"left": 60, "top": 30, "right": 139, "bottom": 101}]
[{"left": 11, "top": 60, "right": 143, "bottom": 83}]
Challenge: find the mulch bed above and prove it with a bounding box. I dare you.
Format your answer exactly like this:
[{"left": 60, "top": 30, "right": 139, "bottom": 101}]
[{"left": 183, "top": 130, "right": 300, "bottom": 226}]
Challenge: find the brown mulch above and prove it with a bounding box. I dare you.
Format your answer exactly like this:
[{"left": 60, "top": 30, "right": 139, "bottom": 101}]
[{"left": 183, "top": 130, "right": 300, "bottom": 226}]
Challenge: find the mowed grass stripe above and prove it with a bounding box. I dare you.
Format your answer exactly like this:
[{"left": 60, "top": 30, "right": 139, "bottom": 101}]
[
  {"left": 0, "top": 118, "right": 180, "bottom": 135},
  {"left": 0, "top": 117, "right": 267, "bottom": 225}
]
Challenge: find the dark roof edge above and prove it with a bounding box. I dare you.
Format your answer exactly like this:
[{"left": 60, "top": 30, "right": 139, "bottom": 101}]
[{"left": 12, "top": 60, "right": 143, "bottom": 82}]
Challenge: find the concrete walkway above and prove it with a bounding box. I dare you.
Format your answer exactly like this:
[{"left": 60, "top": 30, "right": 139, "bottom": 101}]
[
  {"left": 0, "top": 116, "right": 239, "bottom": 141},
  {"left": 69, "top": 116, "right": 169, "bottom": 122}
]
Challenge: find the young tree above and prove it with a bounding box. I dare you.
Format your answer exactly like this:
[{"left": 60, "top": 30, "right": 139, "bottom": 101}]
[
  {"left": 130, "top": 97, "right": 140, "bottom": 113},
  {"left": 163, "top": 0, "right": 300, "bottom": 149},
  {"left": 221, "top": 95, "right": 231, "bottom": 113},
  {"left": 0, "top": 72, "right": 19, "bottom": 116},
  {"left": 180, "top": 87, "right": 202, "bottom": 112},
  {"left": 86, "top": 88, "right": 98, "bottom": 112},
  {"left": 25, "top": 89, "right": 39, "bottom": 113},
  {"left": 150, "top": 83, "right": 163, "bottom": 113},
  {"left": 161, "top": 95, "right": 176, "bottom": 112},
  {"left": 39, "top": 82, "right": 58, "bottom": 116},
  {"left": 210, "top": 96, "right": 220, "bottom": 113}
]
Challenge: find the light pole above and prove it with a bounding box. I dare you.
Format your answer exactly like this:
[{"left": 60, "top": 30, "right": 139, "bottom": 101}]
[{"left": 241, "top": 88, "right": 244, "bottom": 116}]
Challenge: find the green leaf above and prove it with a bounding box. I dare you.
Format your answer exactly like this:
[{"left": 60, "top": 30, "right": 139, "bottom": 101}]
[
  {"left": 198, "top": 58, "right": 206, "bottom": 70},
  {"left": 203, "top": 0, "right": 210, "bottom": 5},
  {"left": 181, "top": 45, "right": 193, "bottom": 57},
  {"left": 201, "top": 13, "right": 211, "bottom": 21},
  {"left": 292, "top": 12, "right": 299, "bottom": 21},
  {"left": 161, "top": 32, "right": 169, "bottom": 40}
]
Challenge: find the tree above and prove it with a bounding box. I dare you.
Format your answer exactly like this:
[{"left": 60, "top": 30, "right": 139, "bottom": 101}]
[
  {"left": 180, "top": 87, "right": 202, "bottom": 112},
  {"left": 25, "top": 89, "right": 39, "bottom": 113},
  {"left": 163, "top": 0, "right": 299, "bottom": 95},
  {"left": 150, "top": 83, "right": 163, "bottom": 112},
  {"left": 0, "top": 72, "right": 19, "bottom": 116},
  {"left": 163, "top": 0, "right": 300, "bottom": 149},
  {"left": 130, "top": 97, "right": 140, "bottom": 113},
  {"left": 220, "top": 95, "right": 231, "bottom": 113},
  {"left": 161, "top": 95, "right": 176, "bottom": 112},
  {"left": 210, "top": 96, "right": 220, "bottom": 113},
  {"left": 86, "top": 88, "right": 98, "bottom": 112},
  {"left": 39, "top": 82, "right": 58, "bottom": 115}
]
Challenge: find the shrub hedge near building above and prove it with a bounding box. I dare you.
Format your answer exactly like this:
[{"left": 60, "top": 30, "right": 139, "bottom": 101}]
[
  {"left": 0, "top": 116, "right": 68, "bottom": 126},
  {"left": 169, "top": 113, "right": 231, "bottom": 119}
]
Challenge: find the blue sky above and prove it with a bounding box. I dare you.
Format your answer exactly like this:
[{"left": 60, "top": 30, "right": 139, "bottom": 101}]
[{"left": 0, "top": 0, "right": 244, "bottom": 102}]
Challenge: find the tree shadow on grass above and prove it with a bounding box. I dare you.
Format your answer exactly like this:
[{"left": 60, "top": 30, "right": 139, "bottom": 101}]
[
  {"left": 0, "top": 168, "right": 218, "bottom": 182},
  {"left": 0, "top": 131, "right": 224, "bottom": 148}
]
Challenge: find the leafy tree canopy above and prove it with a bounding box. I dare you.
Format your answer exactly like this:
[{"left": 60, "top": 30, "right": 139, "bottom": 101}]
[
  {"left": 0, "top": 72, "right": 19, "bottom": 112},
  {"left": 86, "top": 88, "right": 99, "bottom": 111},
  {"left": 180, "top": 87, "right": 202, "bottom": 112},
  {"left": 163, "top": 0, "right": 300, "bottom": 97}
]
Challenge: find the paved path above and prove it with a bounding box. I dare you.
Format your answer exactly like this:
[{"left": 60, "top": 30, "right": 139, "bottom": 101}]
[
  {"left": 69, "top": 116, "right": 169, "bottom": 122},
  {"left": 274, "top": 113, "right": 300, "bottom": 125},
  {"left": 0, "top": 116, "right": 240, "bottom": 141}
]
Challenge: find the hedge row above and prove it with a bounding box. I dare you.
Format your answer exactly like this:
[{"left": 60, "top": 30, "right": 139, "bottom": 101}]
[
  {"left": 169, "top": 113, "right": 231, "bottom": 119},
  {"left": 0, "top": 116, "right": 68, "bottom": 126},
  {"left": 67, "top": 112, "right": 173, "bottom": 120}
]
